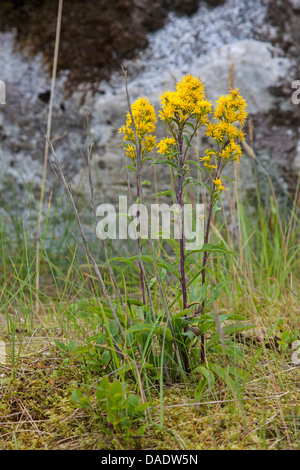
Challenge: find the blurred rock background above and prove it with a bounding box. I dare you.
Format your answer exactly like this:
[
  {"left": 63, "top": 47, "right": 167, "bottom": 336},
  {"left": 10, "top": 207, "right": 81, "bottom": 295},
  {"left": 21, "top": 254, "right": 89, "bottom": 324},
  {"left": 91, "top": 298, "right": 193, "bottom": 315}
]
[{"left": 0, "top": 0, "right": 299, "bottom": 221}]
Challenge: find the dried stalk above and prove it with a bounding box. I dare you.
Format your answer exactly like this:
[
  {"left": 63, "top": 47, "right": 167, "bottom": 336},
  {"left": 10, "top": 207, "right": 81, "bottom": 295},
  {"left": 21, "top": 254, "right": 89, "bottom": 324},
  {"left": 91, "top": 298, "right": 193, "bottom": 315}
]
[
  {"left": 83, "top": 115, "right": 132, "bottom": 326},
  {"left": 122, "top": 147, "right": 157, "bottom": 322},
  {"left": 47, "top": 138, "right": 125, "bottom": 352},
  {"left": 36, "top": 0, "right": 63, "bottom": 315}
]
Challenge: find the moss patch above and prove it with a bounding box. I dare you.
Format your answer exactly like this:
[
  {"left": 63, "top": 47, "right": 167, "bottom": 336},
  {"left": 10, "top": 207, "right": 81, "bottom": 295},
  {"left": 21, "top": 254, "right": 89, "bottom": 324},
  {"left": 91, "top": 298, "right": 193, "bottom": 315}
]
[{"left": 0, "top": 0, "right": 207, "bottom": 96}]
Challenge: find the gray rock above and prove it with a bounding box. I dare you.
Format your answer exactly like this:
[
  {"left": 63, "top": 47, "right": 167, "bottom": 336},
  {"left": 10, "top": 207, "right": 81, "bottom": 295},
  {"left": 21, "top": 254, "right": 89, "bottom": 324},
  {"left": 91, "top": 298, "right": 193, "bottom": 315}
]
[
  {"left": 0, "top": 0, "right": 299, "bottom": 225},
  {"left": 192, "top": 40, "right": 292, "bottom": 114},
  {"left": 289, "top": 0, "right": 300, "bottom": 12}
]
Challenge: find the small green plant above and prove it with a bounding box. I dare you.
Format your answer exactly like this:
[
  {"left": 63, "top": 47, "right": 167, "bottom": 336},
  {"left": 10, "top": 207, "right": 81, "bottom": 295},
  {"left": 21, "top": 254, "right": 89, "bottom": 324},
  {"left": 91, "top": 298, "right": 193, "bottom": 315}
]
[
  {"left": 71, "top": 377, "right": 149, "bottom": 439},
  {"left": 276, "top": 318, "right": 299, "bottom": 353}
]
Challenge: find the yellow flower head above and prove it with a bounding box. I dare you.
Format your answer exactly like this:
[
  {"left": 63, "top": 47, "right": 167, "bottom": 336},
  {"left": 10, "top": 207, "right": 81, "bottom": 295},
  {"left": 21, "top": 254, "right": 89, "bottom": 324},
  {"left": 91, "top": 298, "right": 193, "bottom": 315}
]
[
  {"left": 214, "top": 88, "right": 248, "bottom": 125},
  {"left": 220, "top": 140, "right": 242, "bottom": 162},
  {"left": 205, "top": 89, "right": 247, "bottom": 153},
  {"left": 119, "top": 97, "right": 156, "bottom": 160},
  {"left": 157, "top": 137, "right": 177, "bottom": 159},
  {"left": 159, "top": 74, "right": 211, "bottom": 125},
  {"left": 213, "top": 178, "right": 227, "bottom": 192},
  {"left": 200, "top": 149, "right": 217, "bottom": 172}
]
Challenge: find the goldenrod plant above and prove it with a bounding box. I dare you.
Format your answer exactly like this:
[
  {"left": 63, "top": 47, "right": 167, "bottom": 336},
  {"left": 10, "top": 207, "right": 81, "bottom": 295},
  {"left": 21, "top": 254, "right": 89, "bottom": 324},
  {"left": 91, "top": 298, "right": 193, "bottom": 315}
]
[{"left": 117, "top": 73, "right": 250, "bottom": 381}]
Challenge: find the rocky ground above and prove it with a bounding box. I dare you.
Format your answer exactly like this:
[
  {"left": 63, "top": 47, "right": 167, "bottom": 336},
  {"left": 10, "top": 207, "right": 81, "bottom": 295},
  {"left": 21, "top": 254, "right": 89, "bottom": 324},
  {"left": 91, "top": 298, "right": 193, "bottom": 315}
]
[{"left": 0, "top": 0, "right": 299, "bottom": 219}]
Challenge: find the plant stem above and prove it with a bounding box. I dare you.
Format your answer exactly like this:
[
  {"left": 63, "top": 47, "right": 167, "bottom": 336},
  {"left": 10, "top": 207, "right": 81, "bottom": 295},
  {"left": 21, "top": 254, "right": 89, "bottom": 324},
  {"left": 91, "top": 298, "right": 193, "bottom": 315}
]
[
  {"left": 176, "top": 129, "right": 190, "bottom": 372},
  {"left": 122, "top": 68, "right": 185, "bottom": 374},
  {"left": 35, "top": 0, "right": 63, "bottom": 315},
  {"left": 198, "top": 156, "right": 222, "bottom": 363},
  {"left": 122, "top": 148, "right": 157, "bottom": 322},
  {"left": 176, "top": 131, "right": 187, "bottom": 310},
  {"left": 136, "top": 169, "right": 146, "bottom": 305}
]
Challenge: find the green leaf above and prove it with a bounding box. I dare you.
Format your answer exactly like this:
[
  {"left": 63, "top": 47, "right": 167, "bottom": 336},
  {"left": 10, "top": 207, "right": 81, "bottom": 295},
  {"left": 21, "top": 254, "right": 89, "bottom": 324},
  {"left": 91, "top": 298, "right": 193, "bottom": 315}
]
[
  {"left": 183, "top": 135, "right": 192, "bottom": 148},
  {"left": 222, "top": 176, "right": 233, "bottom": 183},
  {"left": 182, "top": 329, "right": 195, "bottom": 341},
  {"left": 206, "top": 282, "right": 225, "bottom": 305},
  {"left": 153, "top": 190, "right": 176, "bottom": 199},
  {"left": 139, "top": 255, "right": 180, "bottom": 278},
  {"left": 160, "top": 267, "right": 167, "bottom": 280},
  {"left": 194, "top": 378, "right": 208, "bottom": 400},
  {"left": 171, "top": 310, "right": 190, "bottom": 321},
  {"left": 108, "top": 256, "right": 136, "bottom": 268},
  {"left": 227, "top": 365, "right": 247, "bottom": 381},
  {"left": 54, "top": 339, "right": 77, "bottom": 353},
  {"left": 200, "top": 182, "right": 212, "bottom": 193},
  {"left": 156, "top": 325, "right": 173, "bottom": 342},
  {"left": 281, "top": 330, "right": 292, "bottom": 342},
  {"left": 141, "top": 156, "right": 153, "bottom": 164},
  {"left": 218, "top": 313, "right": 247, "bottom": 323},
  {"left": 126, "top": 323, "right": 155, "bottom": 335},
  {"left": 54, "top": 339, "right": 67, "bottom": 352},
  {"left": 209, "top": 364, "right": 241, "bottom": 399},
  {"left": 126, "top": 298, "right": 144, "bottom": 307},
  {"left": 147, "top": 276, "right": 157, "bottom": 289},
  {"left": 127, "top": 165, "right": 136, "bottom": 172},
  {"left": 111, "top": 254, "right": 180, "bottom": 278},
  {"left": 195, "top": 366, "right": 215, "bottom": 388},
  {"left": 187, "top": 243, "right": 235, "bottom": 256},
  {"left": 182, "top": 177, "right": 194, "bottom": 188},
  {"left": 222, "top": 322, "right": 256, "bottom": 336},
  {"left": 184, "top": 121, "right": 196, "bottom": 131},
  {"left": 71, "top": 389, "right": 91, "bottom": 410},
  {"left": 212, "top": 204, "right": 221, "bottom": 214},
  {"left": 71, "top": 388, "right": 82, "bottom": 403},
  {"left": 151, "top": 159, "right": 179, "bottom": 170},
  {"left": 199, "top": 320, "right": 215, "bottom": 334}
]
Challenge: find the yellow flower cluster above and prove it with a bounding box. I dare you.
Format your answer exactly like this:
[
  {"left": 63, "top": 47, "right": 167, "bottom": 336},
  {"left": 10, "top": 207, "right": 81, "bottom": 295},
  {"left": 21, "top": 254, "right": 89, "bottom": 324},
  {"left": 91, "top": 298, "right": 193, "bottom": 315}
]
[
  {"left": 213, "top": 178, "right": 226, "bottom": 192},
  {"left": 157, "top": 137, "right": 177, "bottom": 159},
  {"left": 118, "top": 80, "right": 247, "bottom": 198},
  {"left": 205, "top": 120, "right": 245, "bottom": 143},
  {"left": 205, "top": 88, "right": 247, "bottom": 151},
  {"left": 200, "top": 88, "right": 247, "bottom": 175},
  {"left": 220, "top": 140, "right": 242, "bottom": 161},
  {"left": 214, "top": 88, "right": 248, "bottom": 125},
  {"left": 200, "top": 150, "right": 218, "bottom": 171},
  {"left": 119, "top": 97, "right": 156, "bottom": 160},
  {"left": 159, "top": 74, "right": 212, "bottom": 125},
  {"left": 199, "top": 88, "right": 247, "bottom": 191}
]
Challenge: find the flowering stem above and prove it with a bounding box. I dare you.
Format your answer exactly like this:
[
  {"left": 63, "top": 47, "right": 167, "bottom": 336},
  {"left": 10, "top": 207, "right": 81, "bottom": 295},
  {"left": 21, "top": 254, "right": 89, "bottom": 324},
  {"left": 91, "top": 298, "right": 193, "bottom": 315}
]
[
  {"left": 176, "top": 129, "right": 187, "bottom": 310},
  {"left": 136, "top": 167, "right": 146, "bottom": 305},
  {"left": 122, "top": 70, "right": 184, "bottom": 373},
  {"left": 176, "top": 130, "right": 190, "bottom": 372},
  {"left": 198, "top": 155, "right": 222, "bottom": 363}
]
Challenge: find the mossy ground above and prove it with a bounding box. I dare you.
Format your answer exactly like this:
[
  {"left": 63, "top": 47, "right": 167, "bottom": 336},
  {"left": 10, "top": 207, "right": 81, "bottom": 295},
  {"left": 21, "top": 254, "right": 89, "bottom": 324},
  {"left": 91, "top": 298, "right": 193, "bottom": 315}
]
[{"left": 0, "top": 300, "right": 299, "bottom": 451}]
